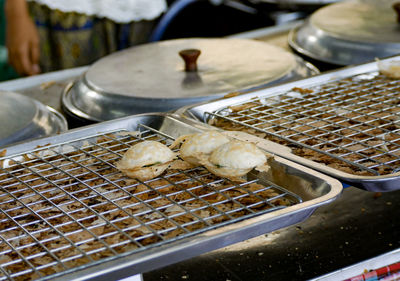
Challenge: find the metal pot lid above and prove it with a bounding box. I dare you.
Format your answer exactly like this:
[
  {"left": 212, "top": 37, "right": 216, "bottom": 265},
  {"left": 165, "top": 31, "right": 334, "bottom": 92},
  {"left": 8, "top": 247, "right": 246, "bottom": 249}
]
[
  {"left": 62, "top": 37, "right": 319, "bottom": 122},
  {"left": 0, "top": 91, "right": 68, "bottom": 147},
  {"left": 289, "top": 0, "right": 400, "bottom": 66}
]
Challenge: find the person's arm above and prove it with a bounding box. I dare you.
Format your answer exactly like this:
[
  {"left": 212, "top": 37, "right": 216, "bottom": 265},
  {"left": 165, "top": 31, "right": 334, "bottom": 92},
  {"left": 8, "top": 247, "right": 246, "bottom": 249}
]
[{"left": 5, "top": 0, "right": 41, "bottom": 76}]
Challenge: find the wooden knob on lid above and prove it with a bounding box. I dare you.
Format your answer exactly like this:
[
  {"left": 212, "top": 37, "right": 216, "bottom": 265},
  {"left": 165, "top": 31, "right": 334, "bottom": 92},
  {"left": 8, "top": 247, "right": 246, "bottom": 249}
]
[
  {"left": 393, "top": 2, "right": 400, "bottom": 23},
  {"left": 179, "top": 49, "right": 201, "bottom": 72}
]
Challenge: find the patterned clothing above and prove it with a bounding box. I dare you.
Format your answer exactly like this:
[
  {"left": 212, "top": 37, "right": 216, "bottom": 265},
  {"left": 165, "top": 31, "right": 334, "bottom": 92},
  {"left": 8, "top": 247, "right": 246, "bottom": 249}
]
[{"left": 28, "top": 2, "right": 158, "bottom": 72}]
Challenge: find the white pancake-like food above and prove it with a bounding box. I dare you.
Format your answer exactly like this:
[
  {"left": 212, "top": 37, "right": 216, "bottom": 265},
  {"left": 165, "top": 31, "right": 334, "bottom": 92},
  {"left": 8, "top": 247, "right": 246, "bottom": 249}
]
[
  {"left": 171, "top": 131, "right": 230, "bottom": 165},
  {"left": 116, "top": 140, "right": 176, "bottom": 180},
  {"left": 201, "top": 140, "right": 268, "bottom": 179},
  {"left": 377, "top": 59, "right": 400, "bottom": 79}
]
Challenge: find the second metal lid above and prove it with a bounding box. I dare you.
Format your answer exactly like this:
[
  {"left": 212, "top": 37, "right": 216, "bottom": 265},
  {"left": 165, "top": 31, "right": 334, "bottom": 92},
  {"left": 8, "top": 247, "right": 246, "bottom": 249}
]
[
  {"left": 289, "top": 0, "right": 400, "bottom": 66},
  {"left": 0, "top": 91, "right": 68, "bottom": 147},
  {"left": 62, "top": 37, "right": 318, "bottom": 122}
]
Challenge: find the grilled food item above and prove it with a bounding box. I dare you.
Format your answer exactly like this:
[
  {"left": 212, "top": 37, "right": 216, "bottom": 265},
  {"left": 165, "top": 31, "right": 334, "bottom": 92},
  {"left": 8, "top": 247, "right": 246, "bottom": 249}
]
[
  {"left": 116, "top": 140, "right": 176, "bottom": 180},
  {"left": 171, "top": 130, "right": 230, "bottom": 166},
  {"left": 378, "top": 59, "right": 400, "bottom": 79},
  {"left": 200, "top": 140, "right": 269, "bottom": 179},
  {"left": 118, "top": 131, "right": 270, "bottom": 181}
]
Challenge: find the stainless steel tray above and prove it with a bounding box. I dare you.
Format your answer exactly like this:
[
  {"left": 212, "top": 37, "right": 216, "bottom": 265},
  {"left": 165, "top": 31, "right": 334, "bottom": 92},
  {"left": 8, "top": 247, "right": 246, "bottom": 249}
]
[
  {"left": 0, "top": 113, "right": 341, "bottom": 281},
  {"left": 177, "top": 56, "right": 400, "bottom": 192}
]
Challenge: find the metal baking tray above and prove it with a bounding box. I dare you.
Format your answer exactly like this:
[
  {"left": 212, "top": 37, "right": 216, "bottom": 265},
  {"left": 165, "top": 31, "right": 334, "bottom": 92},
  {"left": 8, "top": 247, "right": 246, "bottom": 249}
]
[
  {"left": 177, "top": 56, "right": 400, "bottom": 192},
  {"left": 0, "top": 113, "right": 341, "bottom": 281}
]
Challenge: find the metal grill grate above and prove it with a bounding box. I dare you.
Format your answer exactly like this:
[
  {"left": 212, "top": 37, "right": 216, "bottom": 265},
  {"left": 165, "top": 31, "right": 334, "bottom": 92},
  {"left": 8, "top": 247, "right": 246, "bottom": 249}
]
[
  {"left": 208, "top": 72, "right": 400, "bottom": 176},
  {"left": 0, "top": 125, "right": 300, "bottom": 280}
]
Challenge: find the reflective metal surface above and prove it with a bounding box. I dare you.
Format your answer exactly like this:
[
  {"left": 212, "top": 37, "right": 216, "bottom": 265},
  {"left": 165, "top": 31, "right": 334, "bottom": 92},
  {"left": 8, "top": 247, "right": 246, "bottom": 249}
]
[
  {"left": 61, "top": 38, "right": 318, "bottom": 122},
  {"left": 289, "top": 0, "right": 400, "bottom": 66},
  {"left": 0, "top": 91, "right": 67, "bottom": 147},
  {"left": 0, "top": 113, "right": 342, "bottom": 281}
]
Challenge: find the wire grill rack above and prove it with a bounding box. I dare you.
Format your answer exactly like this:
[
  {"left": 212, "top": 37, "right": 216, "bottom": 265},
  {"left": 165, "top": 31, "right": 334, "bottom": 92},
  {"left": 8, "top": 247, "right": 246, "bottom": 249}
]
[
  {"left": 0, "top": 125, "right": 301, "bottom": 281},
  {"left": 208, "top": 72, "right": 400, "bottom": 177}
]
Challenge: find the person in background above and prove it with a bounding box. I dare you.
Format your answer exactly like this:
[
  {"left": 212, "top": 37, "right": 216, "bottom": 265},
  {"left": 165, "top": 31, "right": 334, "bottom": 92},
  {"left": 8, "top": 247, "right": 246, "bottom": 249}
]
[{"left": 5, "top": 0, "right": 167, "bottom": 76}]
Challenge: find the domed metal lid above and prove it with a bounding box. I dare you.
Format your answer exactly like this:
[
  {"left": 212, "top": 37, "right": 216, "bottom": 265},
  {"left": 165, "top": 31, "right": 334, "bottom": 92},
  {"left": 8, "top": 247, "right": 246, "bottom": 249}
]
[
  {"left": 289, "top": 0, "right": 400, "bottom": 66},
  {"left": 62, "top": 38, "right": 319, "bottom": 122},
  {"left": 0, "top": 91, "right": 68, "bottom": 147}
]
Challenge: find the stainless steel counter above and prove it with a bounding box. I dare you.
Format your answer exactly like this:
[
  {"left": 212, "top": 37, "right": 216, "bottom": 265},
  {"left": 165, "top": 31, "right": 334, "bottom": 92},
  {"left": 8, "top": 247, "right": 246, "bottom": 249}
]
[
  {"left": 0, "top": 22, "right": 399, "bottom": 281},
  {"left": 144, "top": 186, "right": 400, "bottom": 280},
  {"left": 0, "top": 66, "right": 87, "bottom": 114}
]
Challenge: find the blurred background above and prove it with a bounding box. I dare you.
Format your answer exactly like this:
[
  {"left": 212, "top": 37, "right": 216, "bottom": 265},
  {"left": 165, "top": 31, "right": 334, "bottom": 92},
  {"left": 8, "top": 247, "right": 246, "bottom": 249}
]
[{"left": 0, "top": 0, "right": 329, "bottom": 81}]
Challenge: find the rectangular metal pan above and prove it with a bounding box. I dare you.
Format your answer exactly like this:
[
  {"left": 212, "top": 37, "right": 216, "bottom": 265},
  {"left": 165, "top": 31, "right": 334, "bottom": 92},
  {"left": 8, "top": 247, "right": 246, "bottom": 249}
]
[
  {"left": 0, "top": 113, "right": 341, "bottom": 281},
  {"left": 176, "top": 56, "right": 400, "bottom": 192}
]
